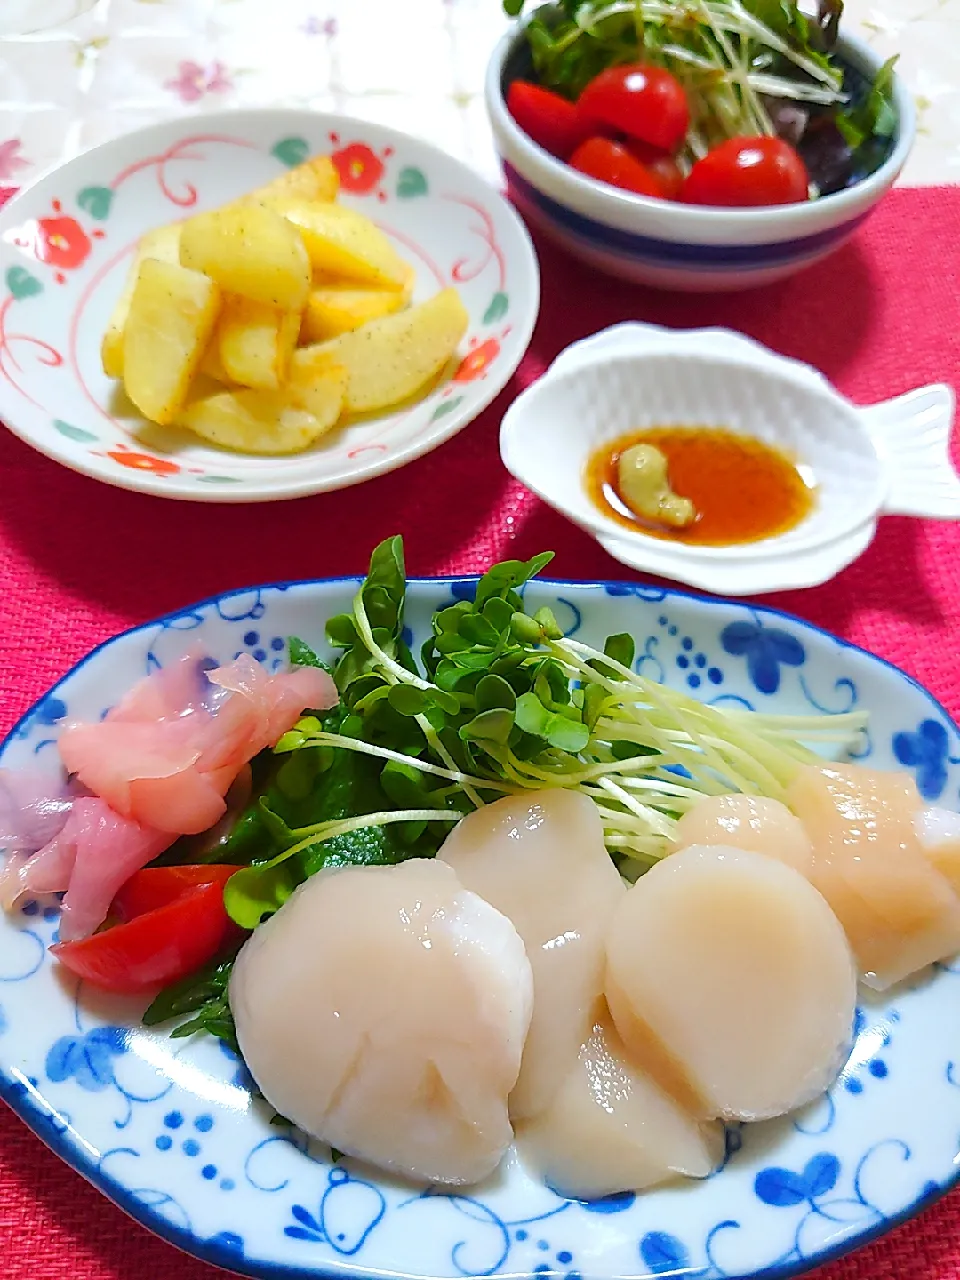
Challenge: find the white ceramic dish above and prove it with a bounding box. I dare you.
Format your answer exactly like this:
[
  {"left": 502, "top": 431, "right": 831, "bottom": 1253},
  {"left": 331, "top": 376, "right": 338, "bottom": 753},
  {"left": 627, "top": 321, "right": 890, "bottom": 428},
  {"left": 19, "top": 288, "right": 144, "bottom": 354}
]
[
  {"left": 501, "top": 323, "right": 960, "bottom": 595},
  {"left": 486, "top": 9, "right": 915, "bottom": 291},
  {"left": 3, "top": 575, "right": 960, "bottom": 1280},
  {"left": 0, "top": 109, "right": 539, "bottom": 501}
]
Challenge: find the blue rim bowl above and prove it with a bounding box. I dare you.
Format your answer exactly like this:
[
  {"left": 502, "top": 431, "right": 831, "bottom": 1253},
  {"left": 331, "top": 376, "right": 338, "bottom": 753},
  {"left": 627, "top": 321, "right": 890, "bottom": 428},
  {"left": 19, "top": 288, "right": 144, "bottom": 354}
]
[{"left": 485, "top": 9, "right": 916, "bottom": 292}]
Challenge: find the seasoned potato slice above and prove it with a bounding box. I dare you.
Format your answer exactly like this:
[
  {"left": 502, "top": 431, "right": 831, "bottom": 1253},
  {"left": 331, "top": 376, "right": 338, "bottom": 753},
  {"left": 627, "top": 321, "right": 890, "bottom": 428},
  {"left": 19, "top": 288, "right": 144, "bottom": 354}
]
[
  {"left": 179, "top": 203, "right": 310, "bottom": 310},
  {"left": 250, "top": 156, "right": 339, "bottom": 207},
  {"left": 122, "top": 259, "right": 220, "bottom": 426},
  {"left": 177, "top": 385, "right": 342, "bottom": 454},
  {"left": 217, "top": 295, "right": 300, "bottom": 390},
  {"left": 300, "top": 273, "right": 414, "bottom": 344},
  {"left": 198, "top": 335, "right": 233, "bottom": 383},
  {"left": 286, "top": 352, "right": 349, "bottom": 423},
  {"left": 101, "top": 224, "right": 182, "bottom": 379},
  {"left": 300, "top": 288, "right": 469, "bottom": 414},
  {"left": 272, "top": 199, "right": 408, "bottom": 290}
]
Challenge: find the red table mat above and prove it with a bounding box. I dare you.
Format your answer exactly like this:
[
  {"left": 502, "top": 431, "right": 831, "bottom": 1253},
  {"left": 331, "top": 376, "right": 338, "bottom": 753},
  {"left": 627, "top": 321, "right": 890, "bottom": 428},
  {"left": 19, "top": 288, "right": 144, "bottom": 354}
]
[{"left": 2, "top": 183, "right": 960, "bottom": 1279}]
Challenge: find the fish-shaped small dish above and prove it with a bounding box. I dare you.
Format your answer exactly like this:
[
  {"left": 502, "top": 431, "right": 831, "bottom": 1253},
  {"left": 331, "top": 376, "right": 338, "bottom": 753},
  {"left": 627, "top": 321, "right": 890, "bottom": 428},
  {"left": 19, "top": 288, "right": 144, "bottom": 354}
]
[{"left": 500, "top": 323, "right": 960, "bottom": 595}]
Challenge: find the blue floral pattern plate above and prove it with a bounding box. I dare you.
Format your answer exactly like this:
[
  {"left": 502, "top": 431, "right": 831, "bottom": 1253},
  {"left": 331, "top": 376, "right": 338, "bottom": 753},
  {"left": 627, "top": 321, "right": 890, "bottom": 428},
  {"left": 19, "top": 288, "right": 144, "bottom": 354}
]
[{"left": 2, "top": 576, "right": 959, "bottom": 1280}]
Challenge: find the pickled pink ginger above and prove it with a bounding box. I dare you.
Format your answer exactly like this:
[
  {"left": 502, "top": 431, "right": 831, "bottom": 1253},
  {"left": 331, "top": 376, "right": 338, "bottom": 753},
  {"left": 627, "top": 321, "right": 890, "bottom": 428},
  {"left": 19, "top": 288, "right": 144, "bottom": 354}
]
[
  {"left": 58, "top": 650, "right": 336, "bottom": 835},
  {"left": 0, "top": 648, "right": 337, "bottom": 939}
]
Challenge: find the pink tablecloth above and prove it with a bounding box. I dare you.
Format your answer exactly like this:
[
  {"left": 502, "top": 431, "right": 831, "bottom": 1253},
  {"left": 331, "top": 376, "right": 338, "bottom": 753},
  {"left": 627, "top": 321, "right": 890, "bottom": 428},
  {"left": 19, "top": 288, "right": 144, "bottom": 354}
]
[{"left": 2, "top": 184, "right": 960, "bottom": 1279}]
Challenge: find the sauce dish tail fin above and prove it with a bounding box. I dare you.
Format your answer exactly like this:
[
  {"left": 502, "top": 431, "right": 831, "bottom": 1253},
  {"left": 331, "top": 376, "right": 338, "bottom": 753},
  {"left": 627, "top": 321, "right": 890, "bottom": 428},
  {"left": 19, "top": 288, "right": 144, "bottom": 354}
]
[{"left": 862, "top": 385, "right": 960, "bottom": 520}]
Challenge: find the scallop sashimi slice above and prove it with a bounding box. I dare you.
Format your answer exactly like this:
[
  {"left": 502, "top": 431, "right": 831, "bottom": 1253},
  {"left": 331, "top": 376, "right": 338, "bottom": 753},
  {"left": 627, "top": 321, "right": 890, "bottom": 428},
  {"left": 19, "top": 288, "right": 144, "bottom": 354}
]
[
  {"left": 915, "top": 806, "right": 960, "bottom": 894},
  {"left": 675, "top": 795, "right": 813, "bottom": 873},
  {"left": 605, "top": 844, "right": 857, "bottom": 1123},
  {"left": 787, "top": 764, "right": 960, "bottom": 989},
  {"left": 519, "top": 1007, "right": 724, "bottom": 1199},
  {"left": 229, "top": 859, "right": 533, "bottom": 1186},
  {"left": 439, "top": 789, "right": 625, "bottom": 1120}
]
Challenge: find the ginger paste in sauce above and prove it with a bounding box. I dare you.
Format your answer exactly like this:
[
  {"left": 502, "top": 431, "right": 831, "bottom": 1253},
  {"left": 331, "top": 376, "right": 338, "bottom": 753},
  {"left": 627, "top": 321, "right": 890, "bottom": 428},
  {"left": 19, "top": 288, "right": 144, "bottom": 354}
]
[{"left": 586, "top": 427, "right": 815, "bottom": 547}]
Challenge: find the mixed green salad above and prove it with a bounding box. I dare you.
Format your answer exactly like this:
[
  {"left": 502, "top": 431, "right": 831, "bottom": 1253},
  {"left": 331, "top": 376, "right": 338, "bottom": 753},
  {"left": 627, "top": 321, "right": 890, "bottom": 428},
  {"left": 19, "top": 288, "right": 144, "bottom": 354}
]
[
  {"left": 502, "top": 0, "right": 898, "bottom": 200},
  {"left": 145, "top": 537, "right": 865, "bottom": 1051}
]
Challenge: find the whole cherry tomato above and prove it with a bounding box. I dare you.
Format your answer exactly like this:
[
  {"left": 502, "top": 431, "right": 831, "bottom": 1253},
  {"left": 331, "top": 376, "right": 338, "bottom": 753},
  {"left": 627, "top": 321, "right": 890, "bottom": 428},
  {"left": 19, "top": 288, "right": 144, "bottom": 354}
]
[
  {"left": 569, "top": 137, "right": 667, "bottom": 198},
  {"left": 623, "top": 138, "right": 684, "bottom": 200},
  {"left": 507, "top": 80, "right": 590, "bottom": 160},
  {"left": 578, "top": 64, "right": 689, "bottom": 153},
  {"left": 681, "top": 137, "right": 810, "bottom": 207}
]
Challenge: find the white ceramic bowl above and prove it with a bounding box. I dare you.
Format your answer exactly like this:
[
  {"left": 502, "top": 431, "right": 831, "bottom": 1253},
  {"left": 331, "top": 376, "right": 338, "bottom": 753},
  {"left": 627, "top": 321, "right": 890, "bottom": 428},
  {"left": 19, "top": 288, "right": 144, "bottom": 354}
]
[
  {"left": 485, "top": 11, "right": 915, "bottom": 292},
  {"left": 0, "top": 109, "right": 539, "bottom": 501}
]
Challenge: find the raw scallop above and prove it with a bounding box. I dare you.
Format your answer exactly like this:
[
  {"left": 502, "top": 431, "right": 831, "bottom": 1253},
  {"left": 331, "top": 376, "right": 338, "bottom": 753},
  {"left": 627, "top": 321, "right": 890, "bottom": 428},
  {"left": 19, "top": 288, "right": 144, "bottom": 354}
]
[
  {"left": 675, "top": 794, "right": 813, "bottom": 873},
  {"left": 229, "top": 858, "right": 533, "bottom": 1186},
  {"left": 439, "top": 789, "right": 625, "bottom": 1119},
  {"left": 915, "top": 806, "right": 960, "bottom": 894},
  {"left": 787, "top": 764, "right": 960, "bottom": 989},
  {"left": 605, "top": 844, "right": 857, "bottom": 1122},
  {"left": 519, "top": 1007, "right": 723, "bottom": 1199}
]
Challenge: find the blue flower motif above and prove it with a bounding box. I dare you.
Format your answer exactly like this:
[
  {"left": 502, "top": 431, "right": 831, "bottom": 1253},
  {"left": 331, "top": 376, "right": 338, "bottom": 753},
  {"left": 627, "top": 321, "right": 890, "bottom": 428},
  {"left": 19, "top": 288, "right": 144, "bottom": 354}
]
[
  {"left": 639, "top": 1231, "right": 690, "bottom": 1274},
  {"left": 755, "top": 1152, "right": 840, "bottom": 1207},
  {"left": 46, "top": 1026, "right": 128, "bottom": 1092},
  {"left": 721, "top": 621, "right": 805, "bottom": 695},
  {"left": 892, "top": 718, "right": 950, "bottom": 801}
]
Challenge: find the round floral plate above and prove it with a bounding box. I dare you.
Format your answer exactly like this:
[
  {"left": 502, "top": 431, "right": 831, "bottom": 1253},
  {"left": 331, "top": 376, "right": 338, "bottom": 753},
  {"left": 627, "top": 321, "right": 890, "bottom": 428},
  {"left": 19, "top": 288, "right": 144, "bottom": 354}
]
[
  {"left": 2, "top": 577, "right": 959, "bottom": 1280},
  {"left": 0, "top": 110, "right": 538, "bottom": 501}
]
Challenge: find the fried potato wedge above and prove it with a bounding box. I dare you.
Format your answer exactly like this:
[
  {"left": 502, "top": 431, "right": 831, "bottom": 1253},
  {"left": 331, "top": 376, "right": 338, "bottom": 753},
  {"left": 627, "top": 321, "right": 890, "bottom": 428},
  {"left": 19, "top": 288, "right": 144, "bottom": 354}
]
[
  {"left": 217, "top": 295, "right": 300, "bottom": 390},
  {"left": 272, "top": 199, "right": 408, "bottom": 290},
  {"left": 177, "top": 384, "right": 343, "bottom": 455},
  {"left": 179, "top": 203, "right": 310, "bottom": 310},
  {"left": 101, "top": 224, "right": 182, "bottom": 380},
  {"left": 297, "top": 288, "right": 468, "bottom": 414},
  {"left": 122, "top": 259, "right": 220, "bottom": 426}
]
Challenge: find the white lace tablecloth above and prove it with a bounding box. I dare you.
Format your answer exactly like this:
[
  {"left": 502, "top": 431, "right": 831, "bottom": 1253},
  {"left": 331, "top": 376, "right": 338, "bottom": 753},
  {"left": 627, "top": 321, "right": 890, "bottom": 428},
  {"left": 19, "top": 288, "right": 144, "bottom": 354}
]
[{"left": 0, "top": 0, "right": 956, "bottom": 197}]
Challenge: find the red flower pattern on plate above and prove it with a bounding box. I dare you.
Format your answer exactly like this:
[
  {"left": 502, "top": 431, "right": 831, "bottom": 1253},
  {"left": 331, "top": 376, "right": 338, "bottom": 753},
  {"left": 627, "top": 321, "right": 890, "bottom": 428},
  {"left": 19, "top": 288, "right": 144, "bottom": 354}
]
[
  {"left": 454, "top": 337, "right": 501, "bottom": 383},
  {"left": 105, "top": 446, "right": 180, "bottom": 476},
  {"left": 8, "top": 200, "right": 104, "bottom": 283},
  {"left": 328, "top": 136, "right": 393, "bottom": 200},
  {"left": 11, "top": 208, "right": 91, "bottom": 272},
  {"left": 332, "top": 143, "right": 385, "bottom": 195}
]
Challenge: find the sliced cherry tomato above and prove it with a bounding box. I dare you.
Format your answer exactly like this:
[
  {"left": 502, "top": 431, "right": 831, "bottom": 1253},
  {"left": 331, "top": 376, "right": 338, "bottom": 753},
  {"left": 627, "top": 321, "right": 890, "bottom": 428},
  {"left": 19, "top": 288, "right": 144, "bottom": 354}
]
[
  {"left": 681, "top": 137, "right": 810, "bottom": 207},
  {"left": 578, "top": 65, "right": 689, "bottom": 153},
  {"left": 507, "top": 80, "right": 590, "bottom": 160},
  {"left": 112, "top": 865, "right": 238, "bottom": 923},
  {"left": 569, "top": 137, "right": 666, "bottom": 199},
  {"left": 623, "top": 139, "right": 684, "bottom": 200},
  {"left": 51, "top": 882, "right": 238, "bottom": 994}
]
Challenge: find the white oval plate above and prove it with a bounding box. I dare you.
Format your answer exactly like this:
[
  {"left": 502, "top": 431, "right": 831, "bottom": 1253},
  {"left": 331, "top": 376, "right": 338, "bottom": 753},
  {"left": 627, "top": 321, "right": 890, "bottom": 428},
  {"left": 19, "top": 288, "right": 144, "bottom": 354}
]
[
  {"left": 2, "top": 577, "right": 959, "bottom": 1279},
  {"left": 0, "top": 110, "right": 539, "bottom": 501}
]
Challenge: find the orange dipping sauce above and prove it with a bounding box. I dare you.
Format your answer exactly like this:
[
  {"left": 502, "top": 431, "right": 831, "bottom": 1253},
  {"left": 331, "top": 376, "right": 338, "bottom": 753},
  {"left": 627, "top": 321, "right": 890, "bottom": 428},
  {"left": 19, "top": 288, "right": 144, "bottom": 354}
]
[{"left": 586, "top": 427, "right": 816, "bottom": 547}]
